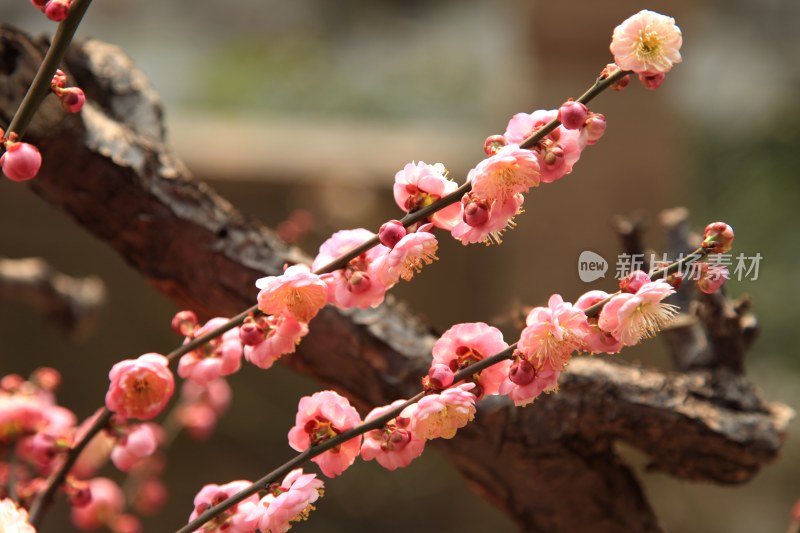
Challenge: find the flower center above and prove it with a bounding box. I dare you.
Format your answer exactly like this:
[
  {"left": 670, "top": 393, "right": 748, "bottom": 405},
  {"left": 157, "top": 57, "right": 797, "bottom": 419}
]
[{"left": 637, "top": 29, "right": 663, "bottom": 58}]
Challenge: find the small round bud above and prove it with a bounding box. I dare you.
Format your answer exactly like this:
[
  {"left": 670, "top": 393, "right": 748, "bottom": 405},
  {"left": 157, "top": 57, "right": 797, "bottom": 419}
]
[
  {"left": 427, "top": 363, "right": 454, "bottom": 389},
  {"left": 0, "top": 141, "right": 42, "bottom": 182},
  {"left": 508, "top": 359, "right": 536, "bottom": 386},
  {"left": 44, "top": 0, "right": 70, "bottom": 21},
  {"left": 697, "top": 263, "right": 729, "bottom": 294},
  {"left": 483, "top": 134, "right": 507, "bottom": 156},
  {"left": 170, "top": 310, "right": 198, "bottom": 336},
  {"left": 638, "top": 72, "right": 665, "bottom": 91},
  {"left": 30, "top": 433, "right": 58, "bottom": 464},
  {"left": 557, "top": 100, "right": 589, "bottom": 130},
  {"left": 32, "top": 367, "right": 61, "bottom": 392},
  {"left": 583, "top": 113, "right": 606, "bottom": 145},
  {"left": 60, "top": 87, "right": 86, "bottom": 113},
  {"left": 619, "top": 270, "right": 651, "bottom": 293},
  {"left": 462, "top": 199, "right": 489, "bottom": 228},
  {"left": 239, "top": 318, "right": 265, "bottom": 346},
  {"left": 68, "top": 479, "right": 93, "bottom": 508},
  {"left": 601, "top": 63, "right": 630, "bottom": 91},
  {"left": 652, "top": 261, "right": 684, "bottom": 289},
  {"left": 347, "top": 271, "right": 371, "bottom": 293},
  {"left": 1, "top": 374, "right": 25, "bottom": 391},
  {"left": 378, "top": 220, "right": 407, "bottom": 249},
  {"left": 702, "top": 222, "right": 734, "bottom": 253},
  {"left": 112, "top": 514, "right": 142, "bottom": 533}
]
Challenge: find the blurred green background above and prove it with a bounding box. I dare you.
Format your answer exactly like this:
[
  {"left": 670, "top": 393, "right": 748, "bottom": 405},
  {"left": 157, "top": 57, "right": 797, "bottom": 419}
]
[{"left": 0, "top": 0, "right": 798, "bottom": 531}]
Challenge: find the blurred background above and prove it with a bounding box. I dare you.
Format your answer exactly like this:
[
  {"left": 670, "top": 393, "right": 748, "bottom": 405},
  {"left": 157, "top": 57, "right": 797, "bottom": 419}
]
[{"left": 1, "top": 0, "right": 798, "bottom": 531}]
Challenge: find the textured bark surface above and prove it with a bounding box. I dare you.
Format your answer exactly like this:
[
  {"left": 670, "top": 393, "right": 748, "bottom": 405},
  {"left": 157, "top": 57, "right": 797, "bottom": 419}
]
[{"left": 0, "top": 25, "right": 793, "bottom": 533}]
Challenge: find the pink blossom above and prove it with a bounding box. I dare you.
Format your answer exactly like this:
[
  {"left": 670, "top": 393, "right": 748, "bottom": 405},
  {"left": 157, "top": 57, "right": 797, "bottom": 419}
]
[
  {"left": 518, "top": 294, "right": 590, "bottom": 370},
  {"left": 0, "top": 392, "right": 47, "bottom": 441},
  {"left": 247, "top": 469, "right": 324, "bottom": 533},
  {"left": 243, "top": 315, "right": 308, "bottom": 370},
  {"left": 361, "top": 400, "right": 425, "bottom": 471},
  {"left": 377, "top": 220, "right": 407, "bottom": 249},
  {"left": 312, "top": 229, "right": 390, "bottom": 309},
  {"left": 58, "top": 86, "right": 86, "bottom": 113},
  {"left": 71, "top": 477, "right": 125, "bottom": 530},
  {"left": 581, "top": 113, "right": 607, "bottom": 146},
  {"left": 638, "top": 72, "right": 665, "bottom": 90},
  {"left": 0, "top": 141, "right": 42, "bottom": 182},
  {"left": 110, "top": 423, "right": 160, "bottom": 472},
  {"left": 44, "top": 0, "right": 70, "bottom": 21},
  {"left": 0, "top": 498, "right": 35, "bottom": 532},
  {"left": 431, "top": 322, "right": 510, "bottom": 397},
  {"left": 598, "top": 280, "right": 677, "bottom": 346},
  {"left": 499, "top": 358, "right": 561, "bottom": 407},
  {"left": 469, "top": 144, "right": 540, "bottom": 204},
  {"left": 393, "top": 161, "right": 462, "bottom": 230},
  {"left": 451, "top": 192, "right": 524, "bottom": 246},
  {"left": 697, "top": 263, "right": 729, "bottom": 294},
  {"left": 256, "top": 264, "right": 328, "bottom": 323},
  {"left": 610, "top": 10, "right": 683, "bottom": 74},
  {"left": 557, "top": 100, "right": 589, "bottom": 130},
  {"left": 374, "top": 226, "right": 438, "bottom": 286},
  {"left": 287, "top": 391, "right": 362, "bottom": 477},
  {"left": 702, "top": 222, "right": 734, "bottom": 253},
  {"left": 503, "top": 109, "right": 585, "bottom": 183},
  {"left": 105, "top": 353, "right": 175, "bottom": 421},
  {"left": 176, "top": 378, "right": 232, "bottom": 440},
  {"left": 406, "top": 383, "right": 476, "bottom": 440},
  {"left": 178, "top": 318, "right": 243, "bottom": 385},
  {"left": 619, "top": 270, "right": 651, "bottom": 293},
  {"left": 188, "top": 480, "right": 259, "bottom": 532},
  {"left": 575, "top": 290, "right": 624, "bottom": 354}
]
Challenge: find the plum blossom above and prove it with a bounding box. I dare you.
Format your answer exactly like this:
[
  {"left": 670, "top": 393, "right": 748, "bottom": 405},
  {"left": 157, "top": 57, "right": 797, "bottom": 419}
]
[
  {"left": 598, "top": 279, "right": 677, "bottom": 346},
  {"left": 431, "top": 322, "right": 510, "bottom": 397},
  {"left": 110, "top": 423, "right": 161, "bottom": 472},
  {"left": 610, "top": 10, "right": 683, "bottom": 74},
  {"left": 697, "top": 263, "right": 729, "bottom": 294},
  {"left": 312, "top": 229, "right": 390, "bottom": 309},
  {"left": 176, "top": 378, "right": 232, "bottom": 441},
  {"left": 105, "top": 353, "right": 175, "bottom": 421},
  {"left": 178, "top": 318, "right": 243, "bottom": 385},
  {"left": 374, "top": 225, "right": 438, "bottom": 286},
  {"left": 518, "top": 294, "right": 590, "bottom": 370},
  {"left": 0, "top": 140, "right": 42, "bottom": 182},
  {"left": 469, "top": 144, "right": 540, "bottom": 204},
  {"left": 361, "top": 400, "right": 425, "bottom": 471},
  {"left": 246, "top": 469, "right": 324, "bottom": 533},
  {"left": 499, "top": 358, "right": 561, "bottom": 407},
  {"left": 406, "top": 383, "right": 476, "bottom": 440},
  {"left": 287, "top": 391, "right": 362, "bottom": 477},
  {"left": 575, "top": 290, "right": 624, "bottom": 355},
  {"left": 256, "top": 264, "right": 328, "bottom": 323},
  {"left": 243, "top": 315, "right": 308, "bottom": 370},
  {"left": 188, "top": 480, "right": 259, "bottom": 532},
  {"left": 71, "top": 477, "right": 125, "bottom": 531},
  {"left": 393, "top": 161, "right": 461, "bottom": 230},
  {"left": 0, "top": 498, "right": 35, "bottom": 532},
  {"left": 702, "top": 222, "right": 734, "bottom": 253},
  {"left": 451, "top": 192, "right": 524, "bottom": 246}
]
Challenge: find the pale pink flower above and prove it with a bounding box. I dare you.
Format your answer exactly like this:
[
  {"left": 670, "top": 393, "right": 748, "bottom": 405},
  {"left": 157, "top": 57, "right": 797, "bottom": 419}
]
[
  {"left": 504, "top": 109, "right": 585, "bottom": 183},
  {"left": 518, "top": 294, "right": 590, "bottom": 370},
  {"left": 0, "top": 498, "right": 35, "bottom": 532},
  {"left": 360, "top": 400, "right": 425, "bottom": 471},
  {"left": 393, "top": 161, "right": 462, "bottom": 230},
  {"left": 287, "top": 391, "right": 362, "bottom": 477},
  {"left": 469, "top": 144, "right": 540, "bottom": 204},
  {"left": 71, "top": 477, "right": 125, "bottom": 530},
  {"left": 451, "top": 192, "right": 524, "bottom": 246},
  {"left": 697, "top": 263, "right": 730, "bottom": 294},
  {"left": 244, "top": 315, "right": 308, "bottom": 370},
  {"left": 178, "top": 318, "right": 243, "bottom": 385},
  {"left": 176, "top": 378, "right": 232, "bottom": 440},
  {"left": 188, "top": 480, "right": 259, "bottom": 533},
  {"left": 105, "top": 353, "right": 175, "bottom": 421},
  {"left": 312, "top": 229, "right": 390, "bottom": 309},
  {"left": 256, "top": 264, "right": 328, "bottom": 323},
  {"left": 499, "top": 358, "right": 561, "bottom": 407},
  {"left": 374, "top": 225, "right": 438, "bottom": 286},
  {"left": 431, "top": 322, "right": 510, "bottom": 397},
  {"left": 610, "top": 10, "right": 683, "bottom": 74},
  {"left": 247, "top": 469, "right": 324, "bottom": 533},
  {"left": 598, "top": 279, "right": 677, "bottom": 346},
  {"left": 0, "top": 141, "right": 42, "bottom": 182},
  {"left": 0, "top": 392, "right": 48, "bottom": 441},
  {"left": 406, "top": 383, "right": 476, "bottom": 440},
  {"left": 110, "top": 423, "right": 160, "bottom": 472},
  {"left": 575, "top": 290, "right": 624, "bottom": 354}
]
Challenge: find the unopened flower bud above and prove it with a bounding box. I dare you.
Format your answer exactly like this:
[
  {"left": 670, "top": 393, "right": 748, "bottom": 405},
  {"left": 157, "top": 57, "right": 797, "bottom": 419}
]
[
  {"left": 239, "top": 318, "right": 265, "bottom": 346},
  {"left": 68, "top": 479, "right": 93, "bottom": 508},
  {"left": 426, "top": 363, "right": 454, "bottom": 389},
  {"left": 602, "top": 63, "right": 630, "bottom": 91},
  {"left": 557, "top": 100, "right": 589, "bottom": 130},
  {"left": 30, "top": 433, "right": 58, "bottom": 464},
  {"left": 483, "top": 134, "right": 507, "bottom": 155},
  {"left": 0, "top": 374, "right": 24, "bottom": 391},
  {"left": 583, "top": 113, "right": 607, "bottom": 145},
  {"left": 462, "top": 200, "right": 489, "bottom": 228},
  {"left": 619, "top": 270, "right": 651, "bottom": 293},
  {"left": 702, "top": 222, "right": 734, "bottom": 253},
  {"left": 32, "top": 367, "right": 61, "bottom": 392},
  {"left": 638, "top": 72, "right": 665, "bottom": 91},
  {"left": 112, "top": 514, "right": 142, "bottom": 533},
  {"left": 1, "top": 141, "right": 42, "bottom": 182},
  {"left": 171, "top": 310, "right": 198, "bottom": 336},
  {"left": 509, "top": 359, "right": 536, "bottom": 386},
  {"left": 51, "top": 69, "right": 68, "bottom": 88},
  {"left": 697, "top": 263, "right": 729, "bottom": 294},
  {"left": 44, "top": 0, "right": 69, "bottom": 21},
  {"left": 378, "top": 220, "right": 407, "bottom": 249},
  {"left": 652, "top": 261, "right": 683, "bottom": 289},
  {"left": 60, "top": 87, "right": 85, "bottom": 113},
  {"left": 347, "top": 271, "right": 372, "bottom": 293}
]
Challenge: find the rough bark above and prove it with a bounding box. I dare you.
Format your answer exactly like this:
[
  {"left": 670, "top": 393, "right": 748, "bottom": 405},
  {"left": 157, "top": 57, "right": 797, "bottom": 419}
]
[{"left": 0, "top": 26, "right": 793, "bottom": 532}]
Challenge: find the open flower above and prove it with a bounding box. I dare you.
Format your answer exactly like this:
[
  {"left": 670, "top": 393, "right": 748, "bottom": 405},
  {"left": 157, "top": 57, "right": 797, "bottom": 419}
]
[
  {"left": 110, "top": 422, "right": 161, "bottom": 472},
  {"left": 469, "top": 144, "right": 540, "bottom": 204},
  {"left": 498, "top": 358, "right": 561, "bottom": 407},
  {"left": 256, "top": 264, "right": 328, "bottom": 323},
  {"left": 406, "top": 383, "right": 476, "bottom": 440},
  {"left": 244, "top": 315, "right": 308, "bottom": 370},
  {"left": 188, "top": 480, "right": 259, "bottom": 533},
  {"left": 374, "top": 226, "right": 438, "bottom": 286},
  {"left": 105, "top": 353, "right": 175, "bottom": 421},
  {"left": 575, "top": 290, "right": 624, "bottom": 355},
  {"left": 393, "top": 161, "right": 462, "bottom": 230},
  {"left": 451, "top": 192, "right": 524, "bottom": 246},
  {"left": 610, "top": 10, "right": 683, "bottom": 74},
  {"left": 178, "top": 318, "right": 243, "bottom": 385},
  {"left": 0, "top": 498, "right": 35, "bottom": 533},
  {"left": 518, "top": 294, "right": 590, "bottom": 370},
  {"left": 248, "top": 469, "right": 324, "bottom": 533},
  {"left": 361, "top": 400, "right": 425, "bottom": 470},
  {"left": 71, "top": 477, "right": 125, "bottom": 531},
  {"left": 598, "top": 279, "right": 677, "bottom": 346}
]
